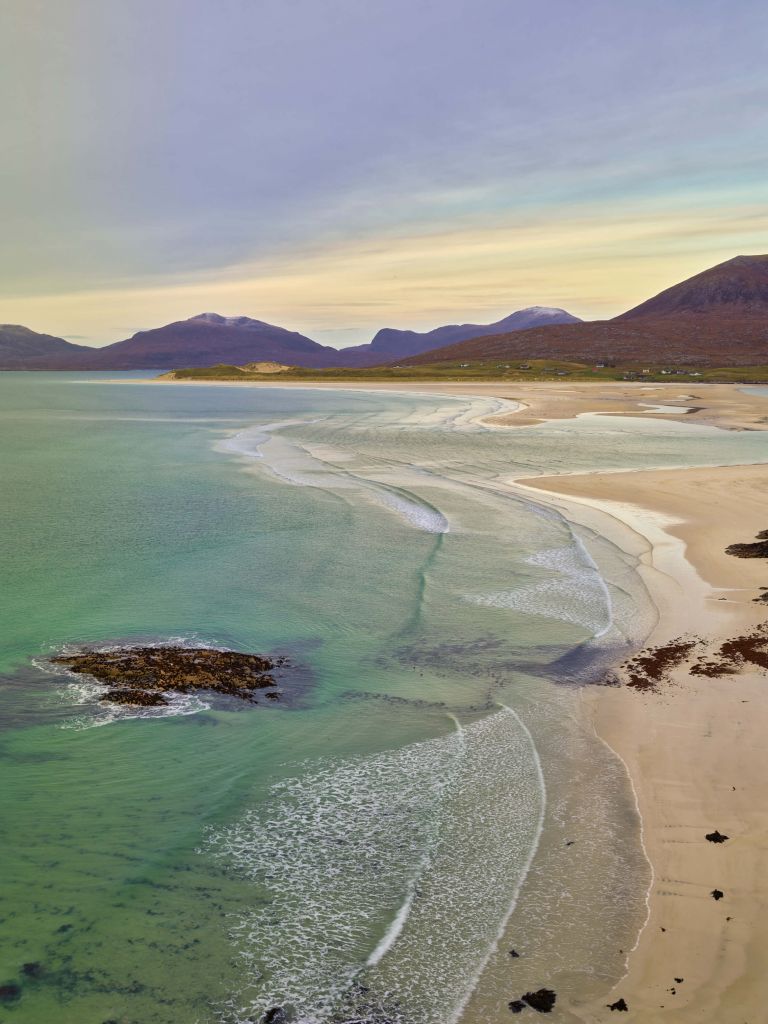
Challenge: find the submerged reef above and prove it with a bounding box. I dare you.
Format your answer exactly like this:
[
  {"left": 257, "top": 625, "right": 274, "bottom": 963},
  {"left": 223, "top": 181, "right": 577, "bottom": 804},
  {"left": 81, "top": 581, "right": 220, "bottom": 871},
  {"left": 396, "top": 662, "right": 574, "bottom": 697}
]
[{"left": 51, "top": 646, "right": 286, "bottom": 706}]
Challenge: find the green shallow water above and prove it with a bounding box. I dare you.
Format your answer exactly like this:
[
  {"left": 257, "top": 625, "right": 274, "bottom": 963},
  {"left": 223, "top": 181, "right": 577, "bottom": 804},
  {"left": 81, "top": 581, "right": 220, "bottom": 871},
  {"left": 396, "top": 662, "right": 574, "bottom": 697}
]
[{"left": 1, "top": 374, "right": 766, "bottom": 1024}]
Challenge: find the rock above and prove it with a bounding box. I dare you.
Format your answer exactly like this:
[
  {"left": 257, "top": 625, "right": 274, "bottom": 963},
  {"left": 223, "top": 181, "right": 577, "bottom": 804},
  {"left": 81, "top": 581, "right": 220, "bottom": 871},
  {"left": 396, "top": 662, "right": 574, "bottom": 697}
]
[
  {"left": 509, "top": 949, "right": 520, "bottom": 958},
  {"left": 21, "top": 962, "right": 43, "bottom": 978},
  {"left": 607, "top": 998, "right": 628, "bottom": 1011},
  {"left": 705, "top": 830, "right": 729, "bottom": 843},
  {"left": 52, "top": 645, "right": 288, "bottom": 706},
  {"left": 522, "top": 989, "right": 556, "bottom": 1012},
  {"left": 508, "top": 1000, "right": 526, "bottom": 1014},
  {"left": 725, "top": 530, "right": 768, "bottom": 558},
  {"left": 674, "top": 978, "right": 684, "bottom": 983},
  {"left": 263, "top": 1008, "right": 287, "bottom": 1024},
  {"left": 0, "top": 984, "right": 21, "bottom": 1003},
  {"left": 711, "top": 889, "right": 724, "bottom": 900},
  {"left": 100, "top": 688, "right": 168, "bottom": 706}
]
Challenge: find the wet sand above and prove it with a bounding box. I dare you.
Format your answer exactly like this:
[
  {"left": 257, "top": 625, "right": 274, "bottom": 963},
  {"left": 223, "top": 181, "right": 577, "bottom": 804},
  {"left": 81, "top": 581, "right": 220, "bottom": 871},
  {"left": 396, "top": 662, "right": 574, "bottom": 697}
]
[
  {"left": 521, "top": 463, "right": 768, "bottom": 1021},
  {"left": 142, "top": 377, "right": 768, "bottom": 432}
]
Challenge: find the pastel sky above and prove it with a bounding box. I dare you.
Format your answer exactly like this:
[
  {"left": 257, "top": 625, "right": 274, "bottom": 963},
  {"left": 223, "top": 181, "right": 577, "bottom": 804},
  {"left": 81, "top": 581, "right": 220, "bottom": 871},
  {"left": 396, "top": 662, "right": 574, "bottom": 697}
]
[{"left": 2, "top": 0, "right": 767, "bottom": 347}]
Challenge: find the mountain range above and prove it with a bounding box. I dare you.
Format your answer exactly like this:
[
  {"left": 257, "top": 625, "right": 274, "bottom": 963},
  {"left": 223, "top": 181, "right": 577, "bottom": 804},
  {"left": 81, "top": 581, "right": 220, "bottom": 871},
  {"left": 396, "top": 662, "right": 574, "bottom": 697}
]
[
  {"left": 401, "top": 255, "right": 768, "bottom": 368},
  {"left": 2, "top": 255, "right": 768, "bottom": 370},
  {"left": 339, "top": 306, "right": 581, "bottom": 362},
  {"left": 0, "top": 307, "right": 581, "bottom": 370}
]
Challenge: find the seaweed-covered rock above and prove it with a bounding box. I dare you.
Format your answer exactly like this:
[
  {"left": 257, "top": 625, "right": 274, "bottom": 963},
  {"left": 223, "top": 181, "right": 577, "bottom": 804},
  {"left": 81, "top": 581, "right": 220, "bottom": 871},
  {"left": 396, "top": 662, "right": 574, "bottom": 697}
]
[
  {"left": 726, "top": 530, "right": 768, "bottom": 558},
  {"left": 508, "top": 999, "right": 526, "bottom": 1013},
  {"left": 705, "top": 830, "right": 729, "bottom": 844},
  {"left": 607, "top": 997, "right": 628, "bottom": 1011},
  {"left": 52, "top": 646, "right": 287, "bottom": 706},
  {"left": 522, "top": 989, "right": 556, "bottom": 1013},
  {"left": 711, "top": 889, "right": 724, "bottom": 900},
  {"left": 100, "top": 688, "right": 168, "bottom": 706}
]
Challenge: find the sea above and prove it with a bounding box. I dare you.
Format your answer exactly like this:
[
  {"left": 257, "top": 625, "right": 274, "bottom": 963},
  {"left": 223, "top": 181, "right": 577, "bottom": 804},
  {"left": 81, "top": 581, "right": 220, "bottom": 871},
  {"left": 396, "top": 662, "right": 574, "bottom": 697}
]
[{"left": 1, "top": 373, "right": 766, "bottom": 1024}]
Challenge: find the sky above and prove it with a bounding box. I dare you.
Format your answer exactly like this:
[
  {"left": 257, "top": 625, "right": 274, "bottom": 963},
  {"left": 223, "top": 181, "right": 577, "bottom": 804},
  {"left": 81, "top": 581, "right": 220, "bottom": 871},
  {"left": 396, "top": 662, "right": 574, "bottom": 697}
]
[{"left": 1, "top": 0, "right": 767, "bottom": 348}]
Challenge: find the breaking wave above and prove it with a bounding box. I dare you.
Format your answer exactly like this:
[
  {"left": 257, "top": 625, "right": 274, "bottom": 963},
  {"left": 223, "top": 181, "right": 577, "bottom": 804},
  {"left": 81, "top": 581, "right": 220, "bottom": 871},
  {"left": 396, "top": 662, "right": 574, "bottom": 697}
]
[
  {"left": 204, "top": 706, "right": 544, "bottom": 1024},
  {"left": 466, "top": 542, "right": 612, "bottom": 638}
]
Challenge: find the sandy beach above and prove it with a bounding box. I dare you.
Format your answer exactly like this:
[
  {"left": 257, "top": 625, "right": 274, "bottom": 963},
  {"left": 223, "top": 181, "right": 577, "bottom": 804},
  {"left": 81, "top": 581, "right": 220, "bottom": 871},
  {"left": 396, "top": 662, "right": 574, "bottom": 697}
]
[{"left": 517, "top": 462, "right": 768, "bottom": 1020}]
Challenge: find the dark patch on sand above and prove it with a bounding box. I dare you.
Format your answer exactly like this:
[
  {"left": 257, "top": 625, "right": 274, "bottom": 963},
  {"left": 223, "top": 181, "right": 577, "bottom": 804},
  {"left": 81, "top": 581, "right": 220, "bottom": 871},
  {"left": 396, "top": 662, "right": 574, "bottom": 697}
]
[
  {"left": 690, "top": 624, "right": 768, "bottom": 677},
  {"left": 509, "top": 989, "right": 557, "bottom": 1013},
  {"left": 622, "top": 638, "right": 702, "bottom": 691},
  {"left": 725, "top": 529, "right": 768, "bottom": 559}
]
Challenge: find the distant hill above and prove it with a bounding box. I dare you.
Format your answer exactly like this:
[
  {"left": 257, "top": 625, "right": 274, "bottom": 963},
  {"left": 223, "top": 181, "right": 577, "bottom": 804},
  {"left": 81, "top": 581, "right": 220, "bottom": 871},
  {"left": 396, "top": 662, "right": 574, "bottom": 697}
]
[
  {"left": 339, "top": 306, "right": 581, "bottom": 364},
  {"left": 618, "top": 254, "right": 768, "bottom": 319},
  {"left": 0, "top": 325, "right": 89, "bottom": 368},
  {"left": 5, "top": 255, "right": 768, "bottom": 373},
  {"left": 401, "top": 256, "right": 768, "bottom": 368},
  {"left": 60, "top": 313, "right": 347, "bottom": 370}
]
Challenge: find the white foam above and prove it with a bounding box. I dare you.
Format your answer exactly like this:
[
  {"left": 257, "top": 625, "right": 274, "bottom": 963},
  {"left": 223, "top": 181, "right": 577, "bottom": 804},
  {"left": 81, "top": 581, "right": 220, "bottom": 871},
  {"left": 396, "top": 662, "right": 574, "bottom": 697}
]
[
  {"left": 466, "top": 542, "right": 612, "bottom": 638},
  {"left": 203, "top": 707, "right": 544, "bottom": 1024},
  {"left": 217, "top": 420, "right": 315, "bottom": 460},
  {"left": 370, "top": 487, "right": 449, "bottom": 534}
]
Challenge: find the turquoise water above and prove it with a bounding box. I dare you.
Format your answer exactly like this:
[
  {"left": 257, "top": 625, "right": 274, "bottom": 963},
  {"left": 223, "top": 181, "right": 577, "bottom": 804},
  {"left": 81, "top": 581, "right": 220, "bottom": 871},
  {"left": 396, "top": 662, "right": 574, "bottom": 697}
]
[{"left": 1, "top": 375, "right": 766, "bottom": 1023}]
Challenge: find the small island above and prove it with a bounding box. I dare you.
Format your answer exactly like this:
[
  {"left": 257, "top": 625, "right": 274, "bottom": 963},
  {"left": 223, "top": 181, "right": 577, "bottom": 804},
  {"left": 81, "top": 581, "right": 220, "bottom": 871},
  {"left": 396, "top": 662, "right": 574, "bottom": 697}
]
[{"left": 51, "top": 646, "right": 286, "bottom": 706}]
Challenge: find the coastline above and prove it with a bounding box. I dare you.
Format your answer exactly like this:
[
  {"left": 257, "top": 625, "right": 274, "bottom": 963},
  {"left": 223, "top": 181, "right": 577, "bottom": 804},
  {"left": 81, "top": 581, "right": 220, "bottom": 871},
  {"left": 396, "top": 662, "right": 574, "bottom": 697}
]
[
  {"left": 518, "top": 463, "right": 768, "bottom": 1021},
  {"left": 130, "top": 376, "right": 768, "bottom": 431},
  {"left": 123, "top": 375, "right": 768, "bottom": 1016}
]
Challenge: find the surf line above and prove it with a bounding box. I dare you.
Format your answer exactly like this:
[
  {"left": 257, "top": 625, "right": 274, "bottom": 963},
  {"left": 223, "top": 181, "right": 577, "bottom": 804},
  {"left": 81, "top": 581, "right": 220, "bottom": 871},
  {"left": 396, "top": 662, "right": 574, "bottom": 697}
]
[
  {"left": 448, "top": 702, "right": 547, "bottom": 1024},
  {"left": 365, "top": 713, "right": 466, "bottom": 968}
]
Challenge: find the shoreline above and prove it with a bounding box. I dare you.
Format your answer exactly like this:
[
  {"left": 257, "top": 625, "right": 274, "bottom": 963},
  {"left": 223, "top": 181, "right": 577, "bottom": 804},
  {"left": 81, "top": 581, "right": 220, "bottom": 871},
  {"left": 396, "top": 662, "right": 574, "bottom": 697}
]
[
  {"left": 119, "top": 375, "right": 768, "bottom": 1016},
  {"left": 517, "top": 463, "right": 768, "bottom": 1021},
  {"left": 123, "top": 375, "right": 768, "bottom": 431}
]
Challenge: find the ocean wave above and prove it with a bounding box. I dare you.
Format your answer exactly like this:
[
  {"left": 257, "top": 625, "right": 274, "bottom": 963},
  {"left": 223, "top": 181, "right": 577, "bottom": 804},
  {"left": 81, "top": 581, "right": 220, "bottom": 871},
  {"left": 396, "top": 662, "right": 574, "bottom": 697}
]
[
  {"left": 228, "top": 428, "right": 450, "bottom": 535},
  {"left": 466, "top": 542, "right": 612, "bottom": 638},
  {"left": 217, "top": 420, "right": 317, "bottom": 460},
  {"left": 370, "top": 487, "right": 449, "bottom": 534},
  {"left": 203, "top": 706, "right": 544, "bottom": 1024}
]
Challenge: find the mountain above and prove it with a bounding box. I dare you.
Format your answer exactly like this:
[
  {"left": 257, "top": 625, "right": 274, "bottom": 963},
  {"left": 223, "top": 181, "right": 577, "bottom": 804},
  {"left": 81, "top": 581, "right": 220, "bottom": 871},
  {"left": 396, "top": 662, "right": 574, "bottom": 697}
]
[
  {"left": 60, "top": 313, "right": 347, "bottom": 370},
  {"left": 0, "top": 325, "right": 89, "bottom": 368},
  {"left": 6, "top": 307, "right": 581, "bottom": 370},
  {"left": 618, "top": 254, "right": 768, "bottom": 319},
  {"left": 338, "top": 306, "right": 582, "bottom": 364},
  {"left": 401, "top": 256, "right": 768, "bottom": 368}
]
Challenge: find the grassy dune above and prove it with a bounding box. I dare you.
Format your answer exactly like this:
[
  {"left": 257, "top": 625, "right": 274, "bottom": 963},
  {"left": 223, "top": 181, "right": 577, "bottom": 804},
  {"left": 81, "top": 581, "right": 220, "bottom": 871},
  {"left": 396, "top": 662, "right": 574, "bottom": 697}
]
[{"left": 165, "top": 360, "right": 768, "bottom": 384}]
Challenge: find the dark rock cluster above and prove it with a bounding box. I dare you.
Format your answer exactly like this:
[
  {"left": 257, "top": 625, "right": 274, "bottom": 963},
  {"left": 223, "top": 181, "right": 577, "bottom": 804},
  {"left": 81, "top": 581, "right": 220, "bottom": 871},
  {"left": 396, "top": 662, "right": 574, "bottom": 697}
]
[
  {"left": 508, "top": 988, "right": 557, "bottom": 1013},
  {"left": 51, "top": 645, "right": 286, "bottom": 706},
  {"left": 725, "top": 529, "right": 768, "bottom": 559}
]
